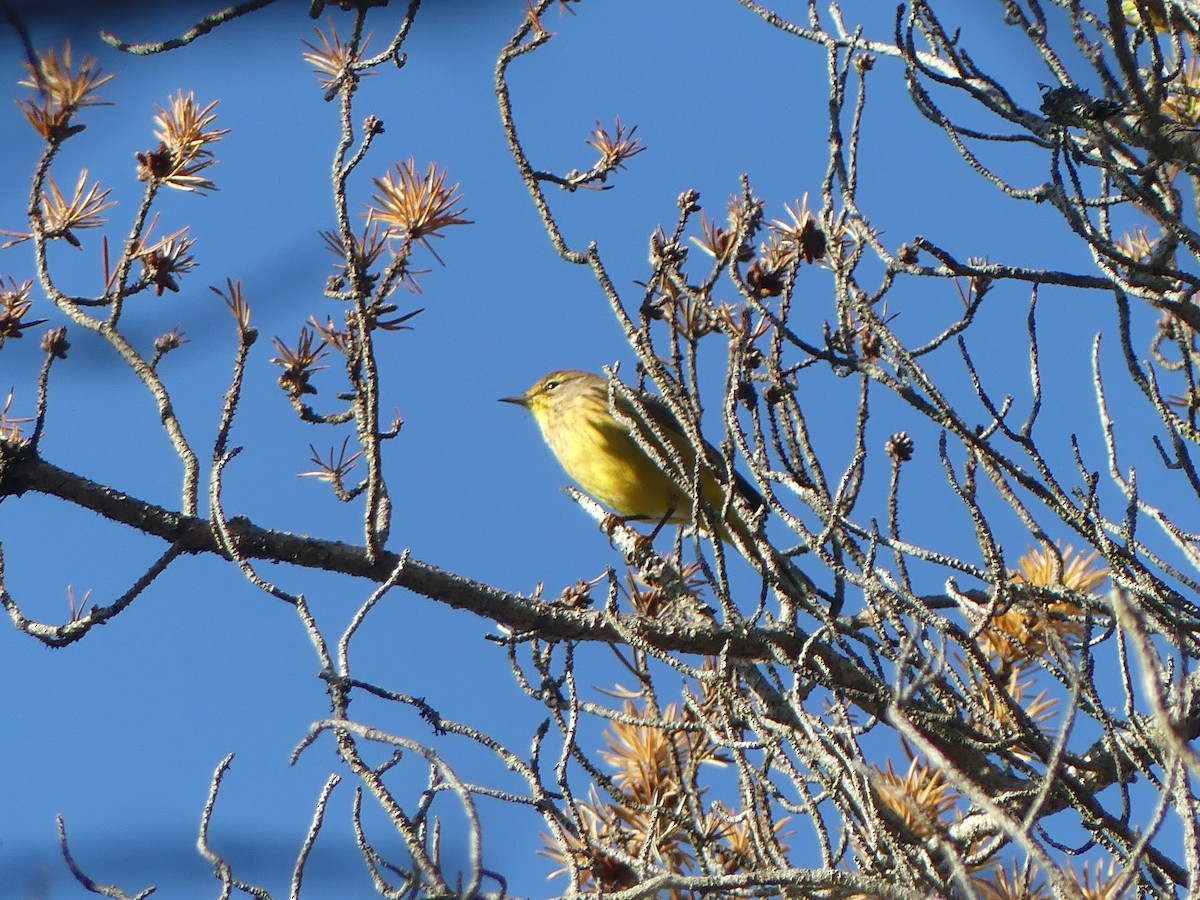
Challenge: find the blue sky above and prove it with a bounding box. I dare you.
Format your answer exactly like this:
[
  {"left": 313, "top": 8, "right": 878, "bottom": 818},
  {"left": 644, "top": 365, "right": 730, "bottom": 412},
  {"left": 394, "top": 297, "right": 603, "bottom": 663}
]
[{"left": 0, "top": 2, "right": 1170, "bottom": 897}]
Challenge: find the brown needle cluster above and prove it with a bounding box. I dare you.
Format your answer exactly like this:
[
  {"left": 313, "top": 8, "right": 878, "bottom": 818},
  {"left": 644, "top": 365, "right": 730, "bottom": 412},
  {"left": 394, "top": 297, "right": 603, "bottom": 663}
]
[
  {"left": 136, "top": 91, "right": 228, "bottom": 193},
  {"left": 365, "top": 159, "right": 472, "bottom": 252},
  {"left": 978, "top": 544, "right": 1108, "bottom": 667},
  {"left": 17, "top": 42, "right": 113, "bottom": 142}
]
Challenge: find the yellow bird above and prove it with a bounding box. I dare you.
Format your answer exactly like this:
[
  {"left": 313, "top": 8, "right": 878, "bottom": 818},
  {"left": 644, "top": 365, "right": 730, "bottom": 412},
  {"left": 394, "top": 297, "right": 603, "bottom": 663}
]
[
  {"left": 501, "top": 370, "right": 761, "bottom": 536},
  {"left": 501, "top": 370, "right": 816, "bottom": 615},
  {"left": 499, "top": 369, "right": 825, "bottom": 602}
]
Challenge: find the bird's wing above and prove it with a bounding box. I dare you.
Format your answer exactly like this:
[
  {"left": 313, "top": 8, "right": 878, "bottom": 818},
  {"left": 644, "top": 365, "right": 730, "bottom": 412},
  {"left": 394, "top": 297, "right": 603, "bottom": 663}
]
[{"left": 615, "top": 388, "right": 765, "bottom": 512}]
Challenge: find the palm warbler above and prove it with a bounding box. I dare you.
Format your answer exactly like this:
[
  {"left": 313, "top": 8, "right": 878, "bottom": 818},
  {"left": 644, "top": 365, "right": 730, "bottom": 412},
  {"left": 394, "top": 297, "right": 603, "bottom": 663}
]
[
  {"left": 500, "top": 369, "right": 764, "bottom": 543},
  {"left": 502, "top": 370, "right": 813, "bottom": 611}
]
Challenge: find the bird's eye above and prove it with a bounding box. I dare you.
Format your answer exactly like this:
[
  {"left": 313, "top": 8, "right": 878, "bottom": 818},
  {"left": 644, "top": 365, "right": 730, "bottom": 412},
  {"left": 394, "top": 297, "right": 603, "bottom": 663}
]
[{"left": 544, "top": 379, "right": 560, "bottom": 392}]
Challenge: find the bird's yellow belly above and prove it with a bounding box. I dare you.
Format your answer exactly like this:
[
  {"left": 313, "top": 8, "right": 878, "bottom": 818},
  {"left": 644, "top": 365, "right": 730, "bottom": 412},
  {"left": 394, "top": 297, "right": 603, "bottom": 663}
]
[{"left": 547, "top": 415, "right": 688, "bottom": 521}]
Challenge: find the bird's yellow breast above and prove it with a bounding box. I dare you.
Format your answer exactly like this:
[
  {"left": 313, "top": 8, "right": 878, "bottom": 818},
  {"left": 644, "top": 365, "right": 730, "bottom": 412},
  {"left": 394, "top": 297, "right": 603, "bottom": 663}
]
[{"left": 535, "top": 399, "right": 689, "bottom": 521}]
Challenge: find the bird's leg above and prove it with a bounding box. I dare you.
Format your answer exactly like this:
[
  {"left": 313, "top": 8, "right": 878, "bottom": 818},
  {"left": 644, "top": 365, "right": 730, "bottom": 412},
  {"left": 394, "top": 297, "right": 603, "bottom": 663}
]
[{"left": 646, "top": 507, "right": 676, "bottom": 543}]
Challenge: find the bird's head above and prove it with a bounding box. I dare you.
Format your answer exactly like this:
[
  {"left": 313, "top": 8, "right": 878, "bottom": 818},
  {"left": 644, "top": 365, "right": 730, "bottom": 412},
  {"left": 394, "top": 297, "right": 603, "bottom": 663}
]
[{"left": 500, "top": 370, "right": 605, "bottom": 427}]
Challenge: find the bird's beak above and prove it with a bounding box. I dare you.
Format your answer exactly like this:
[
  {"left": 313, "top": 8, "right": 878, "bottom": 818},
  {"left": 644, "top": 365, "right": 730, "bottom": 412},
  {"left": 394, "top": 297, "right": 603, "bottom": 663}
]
[{"left": 499, "top": 393, "right": 530, "bottom": 409}]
